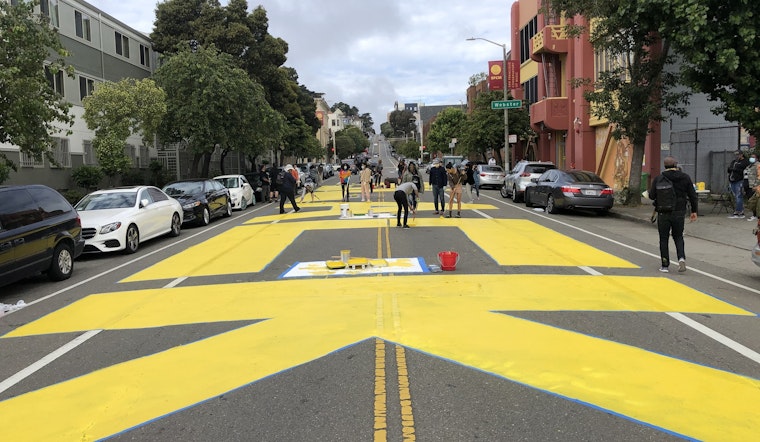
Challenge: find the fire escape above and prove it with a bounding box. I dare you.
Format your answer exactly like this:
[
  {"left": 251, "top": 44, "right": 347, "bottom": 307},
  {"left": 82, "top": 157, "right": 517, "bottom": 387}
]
[{"left": 529, "top": 20, "right": 569, "bottom": 133}]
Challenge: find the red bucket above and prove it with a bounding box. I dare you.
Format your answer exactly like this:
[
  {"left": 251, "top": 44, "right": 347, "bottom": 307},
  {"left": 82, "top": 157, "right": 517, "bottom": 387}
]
[{"left": 437, "top": 251, "right": 459, "bottom": 271}]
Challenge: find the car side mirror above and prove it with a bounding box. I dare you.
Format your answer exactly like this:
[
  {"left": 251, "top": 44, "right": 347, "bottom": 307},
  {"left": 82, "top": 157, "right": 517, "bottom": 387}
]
[
  {"left": 531, "top": 178, "right": 539, "bottom": 183},
  {"left": 139, "top": 198, "right": 150, "bottom": 208}
]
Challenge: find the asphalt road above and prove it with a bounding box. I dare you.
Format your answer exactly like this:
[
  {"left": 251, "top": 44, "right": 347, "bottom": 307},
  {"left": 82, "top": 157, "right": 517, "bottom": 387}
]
[{"left": 0, "top": 140, "right": 758, "bottom": 441}]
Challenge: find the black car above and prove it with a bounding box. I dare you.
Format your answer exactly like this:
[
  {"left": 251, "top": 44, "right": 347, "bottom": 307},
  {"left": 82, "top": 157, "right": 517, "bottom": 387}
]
[
  {"left": 524, "top": 169, "right": 614, "bottom": 214},
  {"left": 162, "top": 179, "right": 232, "bottom": 226},
  {"left": 0, "top": 184, "right": 85, "bottom": 287}
]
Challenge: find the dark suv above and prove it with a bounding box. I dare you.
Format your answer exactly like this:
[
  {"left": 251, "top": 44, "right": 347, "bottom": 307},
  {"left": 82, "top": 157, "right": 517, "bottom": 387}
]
[{"left": 0, "top": 184, "right": 85, "bottom": 287}]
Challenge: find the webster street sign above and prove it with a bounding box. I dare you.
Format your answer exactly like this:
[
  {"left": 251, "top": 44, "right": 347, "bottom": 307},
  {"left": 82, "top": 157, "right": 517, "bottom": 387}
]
[{"left": 491, "top": 99, "right": 522, "bottom": 110}]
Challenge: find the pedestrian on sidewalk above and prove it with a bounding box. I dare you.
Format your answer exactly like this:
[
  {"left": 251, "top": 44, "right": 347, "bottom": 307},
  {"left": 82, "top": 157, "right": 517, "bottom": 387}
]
[
  {"left": 728, "top": 150, "right": 749, "bottom": 218},
  {"left": 649, "top": 156, "right": 698, "bottom": 273},
  {"left": 745, "top": 153, "right": 759, "bottom": 221}
]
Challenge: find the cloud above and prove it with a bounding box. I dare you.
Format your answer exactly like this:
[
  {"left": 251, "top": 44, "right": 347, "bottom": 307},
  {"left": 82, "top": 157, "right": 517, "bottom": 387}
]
[{"left": 88, "top": 0, "right": 512, "bottom": 130}]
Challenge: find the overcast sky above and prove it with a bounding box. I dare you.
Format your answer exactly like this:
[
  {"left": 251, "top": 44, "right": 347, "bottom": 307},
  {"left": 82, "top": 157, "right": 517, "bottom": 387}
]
[{"left": 89, "top": 0, "right": 512, "bottom": 131}]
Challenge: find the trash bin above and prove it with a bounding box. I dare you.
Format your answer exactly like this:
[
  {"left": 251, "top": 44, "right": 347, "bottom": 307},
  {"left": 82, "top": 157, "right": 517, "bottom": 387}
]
[{"left": 641, "top": 173, "right": 650, "bottom": 193}]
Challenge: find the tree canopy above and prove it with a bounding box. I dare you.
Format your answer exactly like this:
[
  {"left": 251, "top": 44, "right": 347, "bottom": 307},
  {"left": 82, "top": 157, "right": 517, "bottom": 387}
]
[
  {"left": 426, "top": 108, "right": 467, "bottom": 155},
  {"left": 0, "top": 0, "right": 73, "bottom": 170}
]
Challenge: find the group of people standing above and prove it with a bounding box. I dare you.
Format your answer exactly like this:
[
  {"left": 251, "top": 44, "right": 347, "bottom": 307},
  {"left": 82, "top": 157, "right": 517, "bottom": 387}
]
[
  {"left": 727, "top": 150, "right": 759, "bottom": 220},
  {"left": 428, "top": 159, "right": 480, "bottom": 218}
]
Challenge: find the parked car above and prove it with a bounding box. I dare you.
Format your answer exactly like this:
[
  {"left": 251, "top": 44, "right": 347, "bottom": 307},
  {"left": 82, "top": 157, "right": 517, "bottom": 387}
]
[
  {"left": 162, "top": 179, "right": 231, "bottom": 226},
  {"left": 524, "top": 169, "right": 614, "bottom": 215},
  {"left": 75, "top": 186, "right": 182, "bottom": 254},
  {"left": 0, "top": 184, "right": 85, "bottom": 287},
  {"left": 502, "top": 160, "right": 556, "bottom": 202},
  {"left": 476, "top": 164, "right": 506, "bottom": 189},
  {"left": 214, "top": 174, "right": 255, "bottom": 210}
]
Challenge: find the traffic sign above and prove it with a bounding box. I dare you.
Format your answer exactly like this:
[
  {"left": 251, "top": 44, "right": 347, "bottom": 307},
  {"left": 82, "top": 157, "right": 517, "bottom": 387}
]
[{"left": 491, "top": 100, "right": 522, "bottom": 110}]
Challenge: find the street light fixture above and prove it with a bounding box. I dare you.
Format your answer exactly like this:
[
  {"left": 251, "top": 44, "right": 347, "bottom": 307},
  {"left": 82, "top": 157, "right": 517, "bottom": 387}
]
[{"left": 466, "top": 37, "right": 510, "bottom": 172}]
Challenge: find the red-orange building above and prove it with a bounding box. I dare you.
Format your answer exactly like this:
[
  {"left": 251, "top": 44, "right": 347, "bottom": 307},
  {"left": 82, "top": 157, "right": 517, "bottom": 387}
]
[{"left": 508, "top": 0, "right": 662, "bottom": 191}]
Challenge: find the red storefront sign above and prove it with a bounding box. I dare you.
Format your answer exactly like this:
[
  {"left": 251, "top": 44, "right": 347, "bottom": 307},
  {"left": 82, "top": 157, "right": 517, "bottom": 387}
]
[{"left": 506, "top": 60, "right": 520, "bottom": 89}]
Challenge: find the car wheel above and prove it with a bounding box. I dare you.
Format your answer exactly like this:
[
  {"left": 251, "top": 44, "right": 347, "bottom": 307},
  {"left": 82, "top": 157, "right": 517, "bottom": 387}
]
[
  {"left": 240, "top": 197, "right": 247, "bottom": 210},
  {"left": 500, "top": 183, "right": 508, "bottom": 198},
  {"left": 124, "top": 224, "right": 139, "bottom": 254},
  {"left": 524, "top": 191, "right": 533, "bottom": 207},
  {"left": 223, "top": 199, "right": 232, "bottom": 217},
  {"left": 48, "top": 242, "right": 74, "bottom": 281},
  {"left": 510, "top": 185, "right": 518, "bottom": 202},
  {"left": 199, "top": 206, "right": 211, "bottom": 226},
  {"left": 169, "top": 213, "right": 181, "bottom": 237},
  {"left": 547, "top": 195, "right": 559, "bottom": 214}
]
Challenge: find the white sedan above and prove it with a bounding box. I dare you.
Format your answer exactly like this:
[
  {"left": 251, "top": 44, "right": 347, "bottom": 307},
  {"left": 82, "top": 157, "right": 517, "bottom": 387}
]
[
  {"left": 214, "top": 174, "right": 255, "bottom": 209},
  {"left": 75, "top": 186, "right": 183, "bottom": 254}
]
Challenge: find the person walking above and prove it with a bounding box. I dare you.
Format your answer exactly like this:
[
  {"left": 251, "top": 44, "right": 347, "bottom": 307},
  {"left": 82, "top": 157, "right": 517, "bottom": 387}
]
[
  {"left": 429, "top": 158, "right": 447, "bottom": 215},
  {"left": 649, "top": 156, "right": 698, "bottom": 273},
  {"left": 488, "top": 156, "right": 496, "bottom": 166},
  {"left": 339, "top": 163, "right": 352, "bottom": 202},
  {"left": 445, "top": 162, "right": 466, "bottom": 218},
  {"left": 745, "top": 153, "right": 759, "bottom": 221},
  {"left": 360, "top": 162, "right": 373, "bottom": 202},
  {"left": 278, "top": 164, "right": 301, "bottom": 214},
  {"left": 728, "top": 150, "right": 749, "bottom": 218},
  {"left": 268, "top": 164, "right": 280, "bottom": 202},
  {"left": 259, "top": 164, "right": 271, "bottom": 203},
  {"left": 464, "top": 162, "right": 476, "bottom": 203},
  {"left": 472, "top": 165, "right": 481, "bottom": 200},
  {"left": 374, "top": 159, "right": 384, "bottom": 187},
  {"left": 394, "top": 181, "right": 419, "bottom": 228}
]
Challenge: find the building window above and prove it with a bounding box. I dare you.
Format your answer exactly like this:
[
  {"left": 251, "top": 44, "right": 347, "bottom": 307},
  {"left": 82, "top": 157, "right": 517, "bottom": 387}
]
[
  {"left": 523, "top": 77, "right": 538, "bottom": 107},
  {"left": 124, "top": 144, "right": 136, "bottom": 166},
  {"left": 50, "top": 138, "right": 70, "bottom": 168},
  {"left": 594, "top": 49, "right": 630, "bottom": 82},
  {"left": 74, "top": 10, "right": 92, "bottom": 41},
  {"left": 83, "top": 140, "right": 97, "bottom": 165},
  {"left": 20, "top": 151, "right": 45, "bottom": 168},
  {"left": 44, "top": 66, "right": 64, "bottom": 95},
  {"left": 519, "top": 16, "right": 538, "bottom": 64},
  {"left": 79, "top": 76, "right": 95, "bottom": 101},
  {"left": 139, "top": 44, "right": 150, "bottom": 67},
  {"left": 115, "top": 32, "right": 130, "bottom": 58},
  {"left": 40, "top": 0, "right": 59, "bottom": 28}
]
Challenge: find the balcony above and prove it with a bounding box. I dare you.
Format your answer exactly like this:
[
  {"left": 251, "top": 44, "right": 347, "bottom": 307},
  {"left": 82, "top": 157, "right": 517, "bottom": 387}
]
[
  {"left": 530, "top": 25, "right": 568, "bottom": 61},
  {"left": 530, "top": 97, "right": 569, "bottom": 131}
]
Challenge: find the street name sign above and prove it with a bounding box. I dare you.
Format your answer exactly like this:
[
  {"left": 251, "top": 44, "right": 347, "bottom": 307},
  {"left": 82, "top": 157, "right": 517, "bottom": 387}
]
[{"left": 491, "top": 100, "right": 522, "bottom": 110}]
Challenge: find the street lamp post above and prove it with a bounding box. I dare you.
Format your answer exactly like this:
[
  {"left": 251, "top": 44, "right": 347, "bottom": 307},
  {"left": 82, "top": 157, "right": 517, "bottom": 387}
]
[{"left": 467, "top": 37, "right": 510, "bottom": 172}]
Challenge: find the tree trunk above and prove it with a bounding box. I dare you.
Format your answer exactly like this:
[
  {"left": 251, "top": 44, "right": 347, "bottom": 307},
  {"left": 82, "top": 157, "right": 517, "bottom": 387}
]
[
  {"left": 627, "top": 139, "right": 646, "bottom": 206},
  {"left": 219, "top": 148, "right": 229, "bottom": 176},
  {"left": 191, "top": 153, "right": 201, "bottom": 178}
]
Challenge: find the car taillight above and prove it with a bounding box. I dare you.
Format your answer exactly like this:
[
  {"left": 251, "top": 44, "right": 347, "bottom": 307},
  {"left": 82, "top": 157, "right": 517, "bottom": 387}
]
[
  {"left": 520, "top": 172, "right": 531, "bottom": 177},
  {"left": 76, "top": 215, "right": 82, "bottom": 227},
  {"left": 601, "top": 188, "right": 613, "bottom": 195},
  {"left": 560, "top": 186, "right": 581, "bottom": 194}
]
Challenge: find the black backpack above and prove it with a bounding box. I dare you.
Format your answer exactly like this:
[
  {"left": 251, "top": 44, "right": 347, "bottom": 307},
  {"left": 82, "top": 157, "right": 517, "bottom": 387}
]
[
  {"left": 277, "top": 169, "right": 286, "bottom": 184},
  {"left": 654, "top": 175, "right": 676, "bottom": 213}
]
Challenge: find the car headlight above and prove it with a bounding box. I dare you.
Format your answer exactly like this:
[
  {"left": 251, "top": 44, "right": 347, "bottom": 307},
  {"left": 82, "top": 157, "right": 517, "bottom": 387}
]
[
  {"left": 99, "top": 222, "right": 122, "bottom": 234},
  {"left": 182, "top": 201, "right": 201, "bottom": 210}
]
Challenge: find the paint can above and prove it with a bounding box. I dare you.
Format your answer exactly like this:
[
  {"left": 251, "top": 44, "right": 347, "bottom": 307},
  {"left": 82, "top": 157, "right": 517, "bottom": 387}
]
[{"left": 341, "top": 249, "right": 351, "bottom": 263}]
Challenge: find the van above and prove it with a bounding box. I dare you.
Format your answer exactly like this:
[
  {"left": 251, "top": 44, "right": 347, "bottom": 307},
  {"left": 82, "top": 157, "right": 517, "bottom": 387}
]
[{"left": 0, "top": 185, "right": 85, "bottom": 287}]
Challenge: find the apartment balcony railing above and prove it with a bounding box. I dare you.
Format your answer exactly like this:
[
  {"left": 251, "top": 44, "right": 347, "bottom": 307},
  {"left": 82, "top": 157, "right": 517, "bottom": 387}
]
[
  {"left": 530, "top": 25, "right": 568, "bottom": 62},
  {"left": 530, "top": 97, "right": 569, "bottom": 132}
]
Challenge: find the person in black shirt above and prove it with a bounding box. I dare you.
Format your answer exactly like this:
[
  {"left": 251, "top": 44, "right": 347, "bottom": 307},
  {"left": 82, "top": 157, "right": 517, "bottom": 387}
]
[
  {"left": 649, "top": 156, "right": 698, "bottom": 273},
  {"left": 278, "top": 164, "right": 300, "bottom": 214},
  {"left": 728, "top": 150, "right": 750, "bottom": 218}
]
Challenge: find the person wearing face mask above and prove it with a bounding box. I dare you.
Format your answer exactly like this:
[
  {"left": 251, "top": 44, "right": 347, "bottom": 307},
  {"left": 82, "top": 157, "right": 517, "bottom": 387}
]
[{"left": 745, "top": 153, "right": 759, "bottom": 221}]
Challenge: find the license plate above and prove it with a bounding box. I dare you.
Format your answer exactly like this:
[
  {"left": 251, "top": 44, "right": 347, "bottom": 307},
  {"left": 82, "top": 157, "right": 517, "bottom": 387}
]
[{"left": 582, "top": 189, "right": 599, "bottom": 196}]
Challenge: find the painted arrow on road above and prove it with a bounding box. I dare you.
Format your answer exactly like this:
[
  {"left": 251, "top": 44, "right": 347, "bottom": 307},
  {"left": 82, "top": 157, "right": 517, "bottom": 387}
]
[{"left": 1, "top": 274, "right": 757, "bottom": 440}]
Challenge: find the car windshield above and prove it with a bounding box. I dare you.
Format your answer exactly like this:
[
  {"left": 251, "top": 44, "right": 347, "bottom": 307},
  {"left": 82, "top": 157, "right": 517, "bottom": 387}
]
[
  {"left": 567, "top": 171, "right": 604, "bottom": 183},
  {"left": 216, "top": 177, "right": 239, "bottom": 188},
  {"left": 163, "top": 182, "right": 204, "bottom": 196},
  {"left": 76, "top": 192, "right": 136, "bottom": 210},
  {"left": 525, "top": 164, "right": 555, "bottom": 174}
]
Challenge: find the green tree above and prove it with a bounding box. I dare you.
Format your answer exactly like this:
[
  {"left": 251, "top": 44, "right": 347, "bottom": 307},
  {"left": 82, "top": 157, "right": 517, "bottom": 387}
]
[
  {"left": 71, "top": 165, "right": 104, "bottom": 191},
  {"left": 154, "top": 45, "right": 278, "bottom": 176},
  {"left": 545, "top": 0, "right": 690, "bottom": 205},
  {"left": 460, "top": 90, "right": 533, "bottom": 164},
  {"left": 664, "top": 1, "right": 760, "bottom": 138},
  {"left": 334, "top": 133, "right": 355, "bottom": 160},
  {"left": 388, "top": 109, "right": 417, "bottom": 137},
  {"left": 0, "top": 0, "right": 74, "bottom": 170},
  {"left": 396, "top": 140, "right": 422, "bottom": 160},
  {"left": 82, "top": 78, "right": 167, "bottom": 181},
  {"left": 426, "top": 108, "right": 467, "bottom": 155}
]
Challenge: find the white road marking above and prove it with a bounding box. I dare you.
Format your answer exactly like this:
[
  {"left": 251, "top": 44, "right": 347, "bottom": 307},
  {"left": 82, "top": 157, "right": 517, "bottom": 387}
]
[
  {"left": 667, "top": 312, "right": 760, "bottom": 365},
  {"left": 0, "top": 329, "right": 102, "bottom": 394}
]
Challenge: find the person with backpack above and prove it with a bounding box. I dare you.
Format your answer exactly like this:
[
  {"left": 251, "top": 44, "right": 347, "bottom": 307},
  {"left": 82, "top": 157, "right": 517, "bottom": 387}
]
[
  {"left": 649, "top": 156, "right": 698, "bottom": 273},
  {"left": 727, "top": 150, "right": 749, "bottom": 218}
]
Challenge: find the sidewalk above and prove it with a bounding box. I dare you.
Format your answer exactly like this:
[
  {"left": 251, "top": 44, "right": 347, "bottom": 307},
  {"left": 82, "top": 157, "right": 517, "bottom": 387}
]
[{"left": 609, "top": 198, "right": 758, "bottom": 251}]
